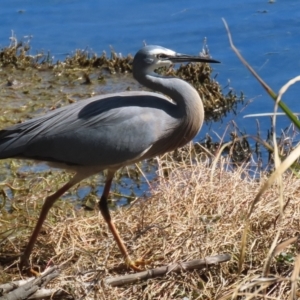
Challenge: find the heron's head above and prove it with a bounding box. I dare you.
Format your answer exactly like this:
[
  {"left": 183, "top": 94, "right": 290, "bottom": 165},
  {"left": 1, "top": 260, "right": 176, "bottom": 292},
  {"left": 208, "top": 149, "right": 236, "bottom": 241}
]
[{"left": 132, "top": 45, "right": 220, "bottom": 76}]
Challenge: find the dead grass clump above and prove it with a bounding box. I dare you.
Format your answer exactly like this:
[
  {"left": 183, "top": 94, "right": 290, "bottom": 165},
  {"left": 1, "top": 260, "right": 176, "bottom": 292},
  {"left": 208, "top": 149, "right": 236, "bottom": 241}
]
[{"left": 1, "top": 152, "right": 300, "bottom": 299}]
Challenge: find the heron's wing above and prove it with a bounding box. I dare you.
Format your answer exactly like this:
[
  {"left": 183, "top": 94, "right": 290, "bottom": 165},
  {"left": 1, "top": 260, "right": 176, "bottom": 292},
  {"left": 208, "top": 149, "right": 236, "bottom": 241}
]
[{"left": 0, "top": 91, "right": 179, "bottom": 168}]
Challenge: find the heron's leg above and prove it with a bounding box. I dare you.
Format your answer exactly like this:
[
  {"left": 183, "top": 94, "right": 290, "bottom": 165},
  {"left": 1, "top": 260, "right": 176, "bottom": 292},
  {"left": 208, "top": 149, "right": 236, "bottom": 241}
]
[
  {"left": 20, "top": 172, "right": 86, "bottom": 269},
  {"left": 99, "top": 171, "right": 153, "bottom": 271},
  {"left": 98, "top": 171, "right": 130, "bottom": 258}
]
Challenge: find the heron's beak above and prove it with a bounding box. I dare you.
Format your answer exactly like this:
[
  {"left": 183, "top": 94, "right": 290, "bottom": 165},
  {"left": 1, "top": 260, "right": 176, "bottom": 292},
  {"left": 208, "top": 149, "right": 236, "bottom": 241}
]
[{"left": 169, "top": 53, "right": 220, "bottom": 64}]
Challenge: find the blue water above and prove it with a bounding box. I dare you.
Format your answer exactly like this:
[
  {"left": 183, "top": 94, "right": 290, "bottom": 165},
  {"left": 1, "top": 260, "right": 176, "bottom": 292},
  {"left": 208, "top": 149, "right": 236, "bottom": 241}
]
[
  {"left": 1, "top": 1, "right": 300, "bottom": 202},
  {"left": 1, "top": 1, "right": 300, "bottom": 132}
]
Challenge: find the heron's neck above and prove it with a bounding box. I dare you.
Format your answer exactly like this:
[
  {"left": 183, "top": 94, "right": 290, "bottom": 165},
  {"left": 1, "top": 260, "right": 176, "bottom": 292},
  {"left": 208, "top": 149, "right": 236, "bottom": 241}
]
[
  {"left": 140, "top": 72, "right": 204, "bottom": 120},
  {"left": 137, "top": 72, "right": 204, "bottom": 147}
]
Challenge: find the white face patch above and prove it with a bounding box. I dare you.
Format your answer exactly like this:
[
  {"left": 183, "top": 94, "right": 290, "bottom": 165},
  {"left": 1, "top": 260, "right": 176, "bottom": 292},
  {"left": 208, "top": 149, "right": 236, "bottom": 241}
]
[
  {"left": 141, "top": 46, "right": 177, "bottom": 72},
  {"left": 147, "top": 47, "right": 176, "bottom": 57}
]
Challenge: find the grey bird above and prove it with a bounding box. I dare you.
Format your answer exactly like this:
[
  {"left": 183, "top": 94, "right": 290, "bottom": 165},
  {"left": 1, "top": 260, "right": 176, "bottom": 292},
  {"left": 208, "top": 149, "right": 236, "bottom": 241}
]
[{"left": 0, "top": 45, "right": 219, "bottom": 270}]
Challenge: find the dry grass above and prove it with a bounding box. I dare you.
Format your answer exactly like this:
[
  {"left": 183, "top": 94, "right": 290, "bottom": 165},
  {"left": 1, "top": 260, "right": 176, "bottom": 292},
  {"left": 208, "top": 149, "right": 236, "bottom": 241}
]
[{"left": 1, "top": 150, "right": 300, "bottom": 299}]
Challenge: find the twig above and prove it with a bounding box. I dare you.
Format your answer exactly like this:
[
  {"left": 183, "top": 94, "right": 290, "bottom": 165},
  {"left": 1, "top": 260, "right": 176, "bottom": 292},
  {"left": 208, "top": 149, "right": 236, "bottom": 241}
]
[
  {"left": 0, "top": 266, "right": 60, "bottom": 300},
  {"left": 105, "top": 253, "right": 231, "bottom": 287},
  {"left": 222, "top": 18, "right": 300, "bottom": 130}
]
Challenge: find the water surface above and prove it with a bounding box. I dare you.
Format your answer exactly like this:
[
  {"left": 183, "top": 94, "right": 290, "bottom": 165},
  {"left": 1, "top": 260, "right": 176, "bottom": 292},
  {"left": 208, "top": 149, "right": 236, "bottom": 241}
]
[{"left": 0, "top": 0, "right": 299, "bottom": 204}]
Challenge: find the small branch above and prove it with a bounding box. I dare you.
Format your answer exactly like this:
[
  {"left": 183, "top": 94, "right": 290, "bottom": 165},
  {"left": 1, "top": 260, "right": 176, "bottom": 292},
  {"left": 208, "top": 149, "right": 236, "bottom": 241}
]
[
  {"left": 105, "top": 253, "right": 231, "bottom": 287},
  {"left": 0, "top": 266, "right": 60, "bottom": 300},
  {"left": 222, "top": 18, "right": 300, "bottom": 130}
]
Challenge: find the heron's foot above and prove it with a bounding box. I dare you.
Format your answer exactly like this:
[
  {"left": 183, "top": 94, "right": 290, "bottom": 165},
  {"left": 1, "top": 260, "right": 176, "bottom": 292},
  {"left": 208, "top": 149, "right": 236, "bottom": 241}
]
[
  {"left": 125, "top": 252, "right": 153, "bottom": 271},
  {"left": 19, "top": 254, "right": 30, "bottom": 271},
  {"left": 19, "top": 254, "right": 40, "bottom": 276}
]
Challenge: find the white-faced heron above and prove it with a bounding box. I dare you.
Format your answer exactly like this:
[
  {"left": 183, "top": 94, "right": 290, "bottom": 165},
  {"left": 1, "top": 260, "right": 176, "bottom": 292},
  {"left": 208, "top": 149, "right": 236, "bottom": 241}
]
[{"left": 0, "top": 45, "right": 219, "bottom": 270}]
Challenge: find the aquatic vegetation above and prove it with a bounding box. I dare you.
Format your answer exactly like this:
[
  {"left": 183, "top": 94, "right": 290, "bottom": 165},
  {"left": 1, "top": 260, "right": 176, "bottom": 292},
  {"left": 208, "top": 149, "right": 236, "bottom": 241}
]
[{"left": 0, "top": 37, "right": 243, "bottom": 124}]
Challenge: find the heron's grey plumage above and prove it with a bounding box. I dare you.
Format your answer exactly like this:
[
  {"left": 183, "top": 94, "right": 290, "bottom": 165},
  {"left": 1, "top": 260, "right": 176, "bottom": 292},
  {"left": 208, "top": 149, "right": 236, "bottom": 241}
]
[
  {"left": 0, "top": 91, "right": 180, "bottom": 167},
  {"left": 1, "top": 45, "right": 219, "bottom": 269}
]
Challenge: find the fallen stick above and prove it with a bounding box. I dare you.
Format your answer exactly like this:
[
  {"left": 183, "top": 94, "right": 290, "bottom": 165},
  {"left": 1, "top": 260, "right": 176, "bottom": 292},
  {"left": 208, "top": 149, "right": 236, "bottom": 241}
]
[
  {"left": 106, "top": 253, "right": 231, "bottom": 287},
  {"left": 0, "top": 266, "right": 60, "bottom": 300}
]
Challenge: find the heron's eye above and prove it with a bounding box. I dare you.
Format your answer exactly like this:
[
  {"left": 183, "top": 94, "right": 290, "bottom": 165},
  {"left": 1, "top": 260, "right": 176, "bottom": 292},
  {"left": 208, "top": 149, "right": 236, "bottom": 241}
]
[{"left": 156, "top": 54, "right": 168, "bottom": 59}]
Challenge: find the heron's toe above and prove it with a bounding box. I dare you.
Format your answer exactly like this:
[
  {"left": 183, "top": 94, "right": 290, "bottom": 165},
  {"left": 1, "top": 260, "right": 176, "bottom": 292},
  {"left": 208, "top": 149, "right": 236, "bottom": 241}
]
[
  {"left": 125, "top": 252, "right": 153, "bottom": 271},
  {"left": 19, "top": 254, "right": 41, "bottom": 276}
]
